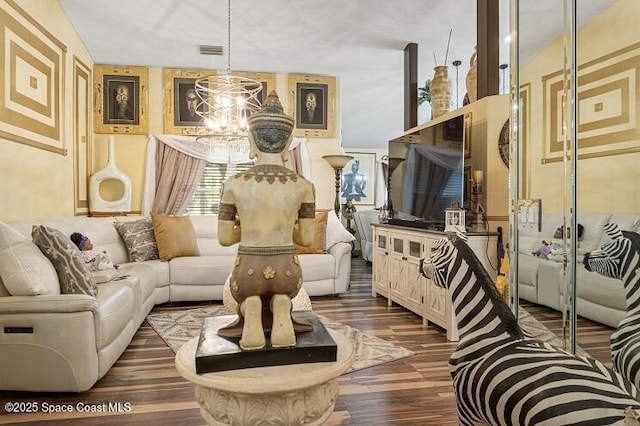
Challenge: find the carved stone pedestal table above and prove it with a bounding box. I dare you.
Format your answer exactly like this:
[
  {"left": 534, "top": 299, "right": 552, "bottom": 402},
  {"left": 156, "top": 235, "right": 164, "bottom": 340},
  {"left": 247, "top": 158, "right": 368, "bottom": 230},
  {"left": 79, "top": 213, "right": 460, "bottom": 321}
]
[{"left": 175, "top": 329, "right": 354, "bottom": 425}]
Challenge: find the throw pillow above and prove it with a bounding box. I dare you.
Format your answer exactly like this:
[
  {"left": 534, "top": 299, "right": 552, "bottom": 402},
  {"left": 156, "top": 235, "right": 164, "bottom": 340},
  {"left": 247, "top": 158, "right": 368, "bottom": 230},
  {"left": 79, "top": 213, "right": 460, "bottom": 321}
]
[
  {"left": 151, "top": 213, "right": 200, "bottom": 261},
  {"left": 31, "top": 225, "right": 97, "bottom": 297},
  {"left": 0, "top": 222, "right": 59, "bottom": 296},
  {"left": 325, "top": 210, "right": 356, "bottom": 249},
  {"left": 114, "top": 217, "right": 159, "bottom": 262},
  {"left": 296, "top": 210, "right": 329, "bottom": 254}
]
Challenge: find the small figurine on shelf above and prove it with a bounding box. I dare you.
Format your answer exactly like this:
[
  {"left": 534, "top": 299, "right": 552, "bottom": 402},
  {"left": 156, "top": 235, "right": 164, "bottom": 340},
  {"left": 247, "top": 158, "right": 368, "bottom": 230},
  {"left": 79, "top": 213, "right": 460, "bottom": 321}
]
[{"left": 70, "top": 232, "right": 119, "bottom": 271}]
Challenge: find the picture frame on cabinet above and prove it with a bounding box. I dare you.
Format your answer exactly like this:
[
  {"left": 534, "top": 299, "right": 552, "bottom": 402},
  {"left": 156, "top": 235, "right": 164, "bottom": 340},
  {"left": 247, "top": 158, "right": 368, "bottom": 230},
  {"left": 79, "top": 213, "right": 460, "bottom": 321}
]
[
  {"left": 517, "top": 198, "right": 541, "bottom": 232},
  {"left": 94, "top": 65, "right": 148, "bottom": 134}
]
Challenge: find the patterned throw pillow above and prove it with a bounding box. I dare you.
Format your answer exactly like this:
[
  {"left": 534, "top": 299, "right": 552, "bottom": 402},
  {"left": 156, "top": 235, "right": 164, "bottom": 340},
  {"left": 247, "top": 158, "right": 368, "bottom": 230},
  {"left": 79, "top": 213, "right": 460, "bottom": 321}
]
[
  {"left": 114, "top": 217, "right": 159, "bottom": 262},
  {"left": 31, "top": 225, "right": 97, "bottom": 297}
]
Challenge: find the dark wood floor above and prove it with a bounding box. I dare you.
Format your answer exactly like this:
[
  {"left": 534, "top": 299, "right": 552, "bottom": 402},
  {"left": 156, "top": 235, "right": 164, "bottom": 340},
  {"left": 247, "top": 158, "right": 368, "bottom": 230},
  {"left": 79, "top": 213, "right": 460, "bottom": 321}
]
[{"left": 0, "top": 258, "right": 614, "bottom": 425}]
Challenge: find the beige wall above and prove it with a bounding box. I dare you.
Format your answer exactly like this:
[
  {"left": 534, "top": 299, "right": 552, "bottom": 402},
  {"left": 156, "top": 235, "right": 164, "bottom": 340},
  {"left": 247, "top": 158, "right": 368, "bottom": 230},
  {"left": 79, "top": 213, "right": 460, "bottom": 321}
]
[
  {"left": 0, "top": 0, "right": 93, "bottom": 222},
  {"left": 520, "top": 0, "right": 640, "bottom": 214},
  {"left": 0, "top": 0, "right": 355, "bottom": 222}
]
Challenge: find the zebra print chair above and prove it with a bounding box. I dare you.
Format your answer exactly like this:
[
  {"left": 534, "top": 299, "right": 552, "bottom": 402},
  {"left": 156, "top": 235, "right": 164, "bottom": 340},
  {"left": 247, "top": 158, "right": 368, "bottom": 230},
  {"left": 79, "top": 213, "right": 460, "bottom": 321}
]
[
  {"left": 584, "top": 223, "right": 640, "bottom": 391},
  {"left": 420, "top": 231, "right": 640, "bottom": 425}
]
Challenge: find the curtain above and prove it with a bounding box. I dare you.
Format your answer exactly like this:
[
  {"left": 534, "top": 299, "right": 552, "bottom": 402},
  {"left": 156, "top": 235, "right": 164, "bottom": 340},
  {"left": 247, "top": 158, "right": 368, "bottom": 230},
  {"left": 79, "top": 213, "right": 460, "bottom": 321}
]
[
  {"left": 142, "top": 135, "right": 310, "bottom": 215},
  {"left": 151, "top": 142, "right": 206, "bottom": 214},
  {"left": 284, "top": 138, "right": 311, "bottom": 178}
]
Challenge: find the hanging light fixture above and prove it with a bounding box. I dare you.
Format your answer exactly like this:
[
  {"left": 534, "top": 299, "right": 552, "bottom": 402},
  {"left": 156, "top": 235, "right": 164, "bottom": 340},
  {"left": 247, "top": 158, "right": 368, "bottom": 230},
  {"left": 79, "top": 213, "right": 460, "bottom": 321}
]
[{"left": 195, "top": 0, "right": 262, "bottom": 154}]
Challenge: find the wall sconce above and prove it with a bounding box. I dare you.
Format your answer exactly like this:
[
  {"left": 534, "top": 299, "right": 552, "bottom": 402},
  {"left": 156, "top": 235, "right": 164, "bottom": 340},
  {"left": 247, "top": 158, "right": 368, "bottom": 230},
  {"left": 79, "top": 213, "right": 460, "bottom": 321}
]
[
  {"left": 322, "top": 154, "right": 354, "bottom": 218},
  {"left": 471, "top": 170, "right": 487, "bottom": 232}
]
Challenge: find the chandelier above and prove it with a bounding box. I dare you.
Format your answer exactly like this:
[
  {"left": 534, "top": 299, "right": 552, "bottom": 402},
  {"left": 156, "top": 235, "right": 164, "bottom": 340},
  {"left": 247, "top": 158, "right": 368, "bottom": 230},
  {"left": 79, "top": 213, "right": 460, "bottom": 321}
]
[{"left": 195, "top": 0, "right": 262, "bottom": 154}]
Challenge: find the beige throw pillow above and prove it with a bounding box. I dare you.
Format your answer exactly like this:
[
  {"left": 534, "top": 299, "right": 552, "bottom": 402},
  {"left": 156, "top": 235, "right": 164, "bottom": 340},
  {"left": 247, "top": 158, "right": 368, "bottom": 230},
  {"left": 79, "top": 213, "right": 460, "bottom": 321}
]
[
  {"left": 295, "top": 210, "right": 329, "bottom": 254},
  {"left": 151, "top": 213, "right": 200, "bottom": 261}
]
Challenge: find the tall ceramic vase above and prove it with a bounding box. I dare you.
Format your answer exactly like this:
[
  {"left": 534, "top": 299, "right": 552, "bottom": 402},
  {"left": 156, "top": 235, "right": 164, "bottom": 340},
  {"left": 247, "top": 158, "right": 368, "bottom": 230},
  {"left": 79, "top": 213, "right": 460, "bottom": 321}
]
[
  {"left": 465, "top": 47, "right": 478, "bottom": 103},
  {"left": 89, "top": 135, "right": 132, "bottom": 213},
  {"left": 430, "top": 65, "right": 452, "bottom": 119}
]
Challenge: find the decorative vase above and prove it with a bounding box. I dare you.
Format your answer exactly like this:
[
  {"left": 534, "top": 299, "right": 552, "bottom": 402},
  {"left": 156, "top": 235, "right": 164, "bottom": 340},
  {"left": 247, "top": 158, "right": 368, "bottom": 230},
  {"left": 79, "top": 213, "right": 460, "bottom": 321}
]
[
  {"left": 89, "top": 135, "right": 132, "bottom": 213},
  {"left": 430, "top": 65, "right": 452, "bottom": 119},
  {"left": 465, "top": 47, "right": 478, "bottom": 103}
]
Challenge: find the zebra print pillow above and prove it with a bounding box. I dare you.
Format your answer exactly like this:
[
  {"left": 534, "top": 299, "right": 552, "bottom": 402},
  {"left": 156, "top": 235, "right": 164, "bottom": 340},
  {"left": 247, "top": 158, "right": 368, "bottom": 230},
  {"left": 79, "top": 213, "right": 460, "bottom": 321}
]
[{"left": 32, "top": 225, "right": 97, "bottom": 297}]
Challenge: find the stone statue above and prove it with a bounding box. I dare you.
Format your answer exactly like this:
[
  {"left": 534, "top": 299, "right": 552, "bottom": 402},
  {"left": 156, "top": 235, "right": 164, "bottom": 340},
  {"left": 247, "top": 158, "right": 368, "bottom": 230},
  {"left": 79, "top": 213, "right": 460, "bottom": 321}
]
[
  {"left": 341, "top": 198, "right": 357, "bottom": 232},
  {"left": 217, "top": 91, "right": 316, "bottom": 351}
]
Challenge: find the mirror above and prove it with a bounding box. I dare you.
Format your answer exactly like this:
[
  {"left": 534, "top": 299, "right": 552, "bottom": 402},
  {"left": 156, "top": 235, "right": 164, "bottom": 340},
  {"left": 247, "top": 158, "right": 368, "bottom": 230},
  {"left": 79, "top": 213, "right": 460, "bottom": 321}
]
[
  {"left": 512, "top": 0, "right": 570, "bottom": 348},
  {"left": 513, "top": 0, "right": 638, "bottom": 375},
  {"left": 573, "top": 0, "right": 637, "bottom": 366}
]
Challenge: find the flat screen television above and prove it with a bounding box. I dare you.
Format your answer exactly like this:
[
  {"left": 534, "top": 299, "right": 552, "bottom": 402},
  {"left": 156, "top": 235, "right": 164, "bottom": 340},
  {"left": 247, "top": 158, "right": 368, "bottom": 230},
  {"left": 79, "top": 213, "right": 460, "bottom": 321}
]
[{"left": 387, "top": 113, "right": 466, "bottom": 230}]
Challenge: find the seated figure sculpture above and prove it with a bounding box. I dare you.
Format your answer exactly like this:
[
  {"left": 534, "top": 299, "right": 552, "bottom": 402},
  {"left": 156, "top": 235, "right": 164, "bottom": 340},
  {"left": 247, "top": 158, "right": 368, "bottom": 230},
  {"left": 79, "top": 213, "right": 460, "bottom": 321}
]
[{"left": 217, "top": 91, "right": 316, "bottom": 351}]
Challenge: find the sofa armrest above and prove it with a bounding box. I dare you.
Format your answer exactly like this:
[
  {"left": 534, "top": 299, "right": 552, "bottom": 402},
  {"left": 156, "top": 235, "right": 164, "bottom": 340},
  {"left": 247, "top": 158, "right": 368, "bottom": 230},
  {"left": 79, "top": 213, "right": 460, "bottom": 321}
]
[
  {"left": 327, "top": 241, "right": 352, "bottom": 259},
  {"left": 327, "top": 242, "right": 352, "bottom": 294},
  {"left": 0, "top": 294, "right": 99, "bottom": 315},
  {"left": 0, "top": 294, "right": 102, "bottom": 392}
]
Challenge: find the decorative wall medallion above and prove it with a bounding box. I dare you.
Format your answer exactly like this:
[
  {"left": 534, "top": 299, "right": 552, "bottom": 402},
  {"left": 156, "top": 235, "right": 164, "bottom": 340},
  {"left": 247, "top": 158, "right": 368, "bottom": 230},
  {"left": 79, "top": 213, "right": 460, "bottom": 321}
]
[{"left": 498, "top": 119, "right": 510, "bottom": 168}]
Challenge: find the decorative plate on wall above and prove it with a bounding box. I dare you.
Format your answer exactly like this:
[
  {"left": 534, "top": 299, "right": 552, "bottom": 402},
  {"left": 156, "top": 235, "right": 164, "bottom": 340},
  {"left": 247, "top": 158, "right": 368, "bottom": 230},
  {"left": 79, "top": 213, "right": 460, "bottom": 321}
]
[{"left": 498, "top": 119, "right": 510, "bottom": 168}]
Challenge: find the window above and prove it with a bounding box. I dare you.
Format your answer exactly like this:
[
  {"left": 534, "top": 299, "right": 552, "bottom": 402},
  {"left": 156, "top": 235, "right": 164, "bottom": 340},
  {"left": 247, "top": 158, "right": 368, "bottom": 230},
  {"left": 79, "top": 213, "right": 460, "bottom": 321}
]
[{"left": 186, "top": 161, "right": 253, "bottom": 215}]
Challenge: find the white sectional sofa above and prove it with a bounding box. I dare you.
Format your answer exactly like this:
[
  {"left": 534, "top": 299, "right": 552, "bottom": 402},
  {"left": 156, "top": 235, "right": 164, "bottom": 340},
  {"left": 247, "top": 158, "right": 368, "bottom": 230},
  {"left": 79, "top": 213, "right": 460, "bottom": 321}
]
[
  {"left": 0, "top": 213, "right": 353, "bottom": 392},
  {"left": 517, "top": 212, "right": 640, "bottom": 327}
]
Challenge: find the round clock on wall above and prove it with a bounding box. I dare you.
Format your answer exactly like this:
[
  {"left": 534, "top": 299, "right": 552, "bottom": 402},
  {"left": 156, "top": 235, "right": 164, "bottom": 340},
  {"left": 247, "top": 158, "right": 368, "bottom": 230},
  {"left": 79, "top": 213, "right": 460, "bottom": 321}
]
[{"left": 498, "top": 119, "right": 510, "bottom": 168}]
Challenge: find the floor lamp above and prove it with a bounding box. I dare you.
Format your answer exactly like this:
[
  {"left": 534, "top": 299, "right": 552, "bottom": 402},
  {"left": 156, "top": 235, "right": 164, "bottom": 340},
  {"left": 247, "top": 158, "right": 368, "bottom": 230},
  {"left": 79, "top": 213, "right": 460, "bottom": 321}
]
[{"left": 322, "top": 154, "right": 354, "bottom": 218}]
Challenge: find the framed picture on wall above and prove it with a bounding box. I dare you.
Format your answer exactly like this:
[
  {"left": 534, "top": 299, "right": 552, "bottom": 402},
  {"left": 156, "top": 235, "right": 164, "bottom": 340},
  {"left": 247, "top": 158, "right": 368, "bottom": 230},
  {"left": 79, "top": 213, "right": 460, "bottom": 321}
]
[
  {"left": 288, "top": 74, "right": 336, "bottom": 138},
  {"left": 163, "top": 70, "right": 276, "bottom": 135},
  {"left": 341, "top": 152, "right": 376, "bottom": 206},
  {"left": 94, "top": 65, "right": 148, "bottom": 134}
]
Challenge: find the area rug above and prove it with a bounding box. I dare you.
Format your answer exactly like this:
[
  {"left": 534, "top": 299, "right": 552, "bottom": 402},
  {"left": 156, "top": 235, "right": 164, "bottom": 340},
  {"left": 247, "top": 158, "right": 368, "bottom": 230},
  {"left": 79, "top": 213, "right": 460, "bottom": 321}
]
[
  {"left": 146, "top": 306, "right": 415, "bottom": 374},
  {"left": 518, "top": 307, "right": 587, "bottom": 356}
]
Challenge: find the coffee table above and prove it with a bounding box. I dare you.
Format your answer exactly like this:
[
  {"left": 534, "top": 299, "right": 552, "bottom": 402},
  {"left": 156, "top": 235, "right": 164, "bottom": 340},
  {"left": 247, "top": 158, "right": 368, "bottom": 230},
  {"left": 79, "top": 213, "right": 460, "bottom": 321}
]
[{"left": 175, "top": 329, "right": 354, "bottom": 425}]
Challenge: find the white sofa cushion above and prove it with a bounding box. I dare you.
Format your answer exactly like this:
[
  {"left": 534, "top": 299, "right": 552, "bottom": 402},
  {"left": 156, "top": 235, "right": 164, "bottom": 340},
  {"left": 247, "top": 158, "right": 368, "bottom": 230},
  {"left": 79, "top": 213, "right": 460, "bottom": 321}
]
[
  {"left": 326, "top": 210, "right": 355, "bottom": 249},
  {"left": 170, "top": 255, "right": 235, "bottom": 286},
  {"left": 32, "top": 225, "right": 97, "bottom": 297},
  {"left": 298, "top": 253, "right": 336, "bottom": 281},
  {"left": 0, "top": 222, "right": 59, "bottom": 296}
]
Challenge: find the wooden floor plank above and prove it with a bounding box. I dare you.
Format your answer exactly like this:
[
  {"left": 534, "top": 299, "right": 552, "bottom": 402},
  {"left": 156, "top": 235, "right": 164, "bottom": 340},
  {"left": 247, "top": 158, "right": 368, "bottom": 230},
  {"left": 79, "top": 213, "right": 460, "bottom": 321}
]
[{"left": 0, "top": 258, "right": 614, "bottom": 425}]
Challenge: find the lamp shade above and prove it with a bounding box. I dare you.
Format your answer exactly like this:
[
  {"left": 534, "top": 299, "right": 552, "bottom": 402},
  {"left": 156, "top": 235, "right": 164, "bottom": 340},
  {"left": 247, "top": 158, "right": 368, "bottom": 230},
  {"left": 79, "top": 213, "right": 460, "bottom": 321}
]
[{"left": 323, "top": 154, "right": 354, "bottom": 169}]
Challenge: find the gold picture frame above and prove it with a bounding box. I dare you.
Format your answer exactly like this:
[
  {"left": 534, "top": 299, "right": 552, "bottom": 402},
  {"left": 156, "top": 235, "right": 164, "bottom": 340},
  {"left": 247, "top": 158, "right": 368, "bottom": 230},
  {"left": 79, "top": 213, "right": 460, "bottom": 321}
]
[
  {"left": 163, "top": 68, "right": 215, "bottom": 135},
  {"left": 162, "top": 69, "right": 276, "bottom": 135},
  {"left": 0, "top": 0, "right": 67, "bottom": 155},
  {"left": 542, "top": 41, "right": 640, "bottom": 163},
  {"left": 73, "top": 56, "right": 91, "bottom": 215},
  {"left": 94, "top": 64, "right": 149, "bottom": 134},
  {"left": 288, "top": 74, "right": 336, "bottom": 138}
]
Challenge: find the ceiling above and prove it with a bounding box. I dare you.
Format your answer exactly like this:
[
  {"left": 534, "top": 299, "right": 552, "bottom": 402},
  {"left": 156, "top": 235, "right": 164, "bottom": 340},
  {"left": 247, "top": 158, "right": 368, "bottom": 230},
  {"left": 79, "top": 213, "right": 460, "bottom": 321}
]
[{"left": 58, "top": 0, "right": 614, "bottom": 150}]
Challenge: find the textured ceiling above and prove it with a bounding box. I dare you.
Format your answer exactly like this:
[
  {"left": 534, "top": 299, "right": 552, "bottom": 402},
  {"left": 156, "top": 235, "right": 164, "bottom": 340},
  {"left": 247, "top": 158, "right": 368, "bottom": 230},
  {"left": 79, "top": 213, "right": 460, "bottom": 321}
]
[{"left": 58, "top": 0, "right": 614, "bottom": 150}]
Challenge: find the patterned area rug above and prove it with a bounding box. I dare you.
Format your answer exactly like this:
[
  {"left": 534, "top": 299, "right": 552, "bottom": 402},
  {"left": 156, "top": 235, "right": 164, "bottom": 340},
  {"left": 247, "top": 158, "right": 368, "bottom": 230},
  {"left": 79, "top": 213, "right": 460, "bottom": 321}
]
[
  {"left": 518, "top": 307, "right": 587, "bottom": 356},
  {"left": 146, "top": 306, "right": 415, "bottom": 374}
]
